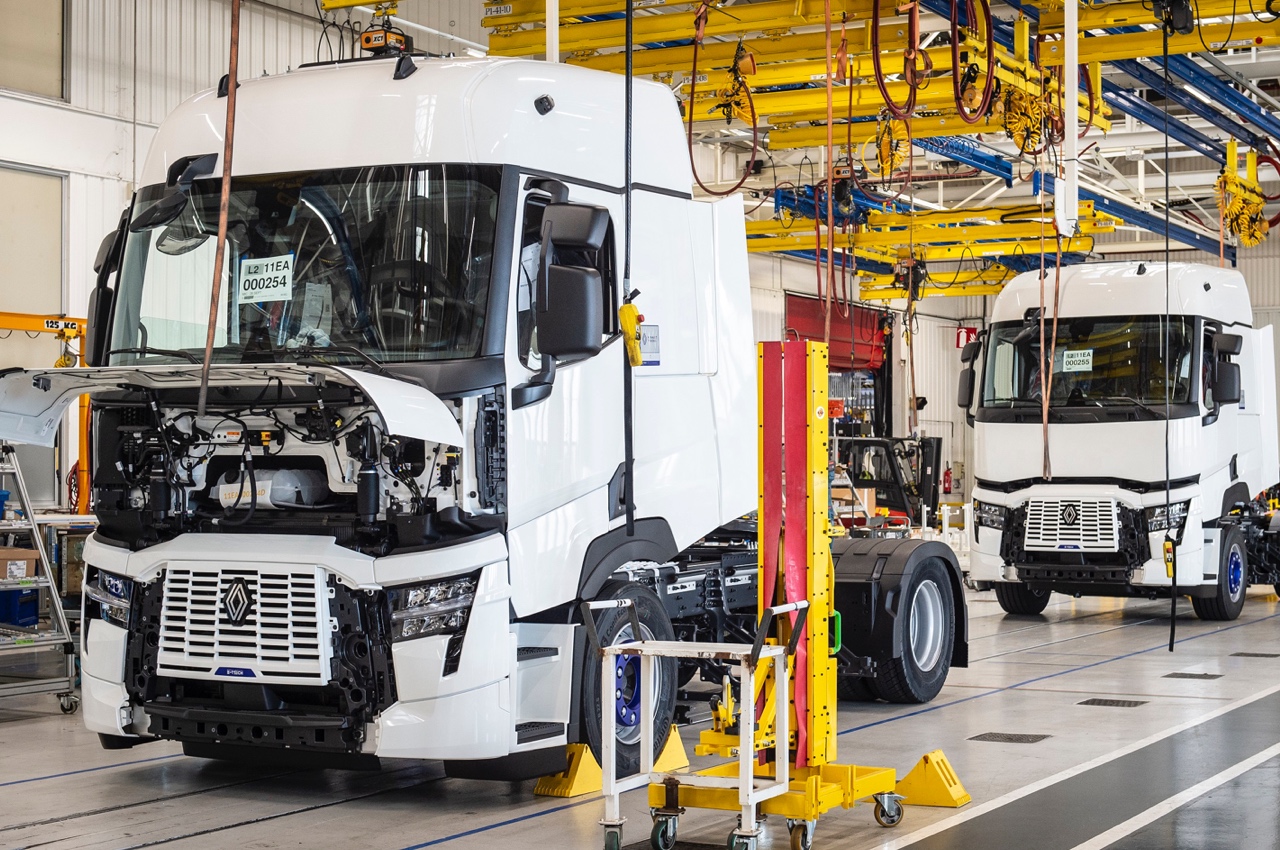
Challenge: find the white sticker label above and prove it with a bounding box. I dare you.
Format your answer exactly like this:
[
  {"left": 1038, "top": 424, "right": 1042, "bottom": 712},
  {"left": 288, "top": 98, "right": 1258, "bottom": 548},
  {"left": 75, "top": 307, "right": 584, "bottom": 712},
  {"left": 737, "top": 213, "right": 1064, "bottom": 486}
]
[
  {"left": 484, "top": 4, "right": 512, "bottom": 16},
  {"left": 7, "top": 560, "right": 27, "bottom": 579},
  {"left": 1063, "top": 349, "right": 1093, "bottom": 373},
  {"left": 239, "top": 254, "right": 294, "bottom": 303},
  {"left": 666, "top": 580, "right": 695, "bottom": 595},
  {"left": 725, "top": 575, "right": 751, "bottom": 587},
  {"left": 640, "top": 324, "right": 661, "bottom": 366}
]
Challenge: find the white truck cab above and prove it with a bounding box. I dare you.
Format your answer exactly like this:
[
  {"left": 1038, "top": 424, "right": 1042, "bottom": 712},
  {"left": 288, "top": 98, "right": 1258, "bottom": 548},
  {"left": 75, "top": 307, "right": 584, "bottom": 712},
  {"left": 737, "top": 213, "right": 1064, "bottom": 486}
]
[
  {"left": 959, "top": 261, "right": 1280, "bottom": 620},
  {"left": 0, "top": 56, "right": 757, "bottom": 776}
]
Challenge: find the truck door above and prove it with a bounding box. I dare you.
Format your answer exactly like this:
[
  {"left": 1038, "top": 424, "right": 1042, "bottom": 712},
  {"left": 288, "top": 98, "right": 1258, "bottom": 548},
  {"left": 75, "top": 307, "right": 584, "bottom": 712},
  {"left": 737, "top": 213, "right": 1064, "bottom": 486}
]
[{"left": 503, "top": 180, "right": 626, "bottom": 617}]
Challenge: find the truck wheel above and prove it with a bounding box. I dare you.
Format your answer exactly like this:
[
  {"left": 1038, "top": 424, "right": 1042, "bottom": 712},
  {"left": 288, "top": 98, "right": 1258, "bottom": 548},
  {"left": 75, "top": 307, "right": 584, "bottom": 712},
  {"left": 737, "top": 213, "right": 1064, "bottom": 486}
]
[
  {"left": 581, "top": 580, "right": 677, "bottom": 775},
  {"left": 1192, "top": 526, "right": 1248, "bottom": 621},
  {"left": 994, "top": 582, "right": 1050, "bottom": 615},
  {"left": 869, "top": 558, "right": 955, "bottom": 704}
]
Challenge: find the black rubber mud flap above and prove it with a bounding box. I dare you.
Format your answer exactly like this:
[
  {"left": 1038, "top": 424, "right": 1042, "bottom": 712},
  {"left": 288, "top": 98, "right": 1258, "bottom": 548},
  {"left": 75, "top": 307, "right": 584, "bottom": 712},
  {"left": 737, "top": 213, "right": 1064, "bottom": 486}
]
[{"left": 831, "top": 537, "right": 968, "bottom": 668}]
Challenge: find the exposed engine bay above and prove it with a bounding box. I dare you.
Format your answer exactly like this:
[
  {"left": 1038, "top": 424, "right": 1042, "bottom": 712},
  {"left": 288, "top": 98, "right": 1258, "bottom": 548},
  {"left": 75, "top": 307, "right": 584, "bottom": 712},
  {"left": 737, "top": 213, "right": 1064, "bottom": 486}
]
[{"left": 89, "top": 375, "right": 504, "bottom": 555}]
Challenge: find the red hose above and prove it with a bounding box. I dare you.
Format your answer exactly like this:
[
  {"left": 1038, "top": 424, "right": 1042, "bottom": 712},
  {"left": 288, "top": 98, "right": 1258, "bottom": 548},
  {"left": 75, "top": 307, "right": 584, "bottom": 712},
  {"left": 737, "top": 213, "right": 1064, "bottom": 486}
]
[{"left": 951, "top": 0, "right": 996, "bottom": 124}]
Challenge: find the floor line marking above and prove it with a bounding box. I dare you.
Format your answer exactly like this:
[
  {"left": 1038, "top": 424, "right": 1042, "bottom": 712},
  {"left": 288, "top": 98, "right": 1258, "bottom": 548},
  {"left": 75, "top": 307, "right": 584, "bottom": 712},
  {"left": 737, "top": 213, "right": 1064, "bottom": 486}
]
[
  {"left": 1068, "top": 742, "right": 1280, "bottom": 850},
  {"left": 400, "top": 612, "right": 1280, "bottom": 849},
  {"left": 880, "top": 680, "right": 1280, "bottom": 849},
  {"left": 837, "top": 610, "right": 1280, "bottom": 738},
  {"left": 0, "top": 753, "right": 182, "bottom": 788}
]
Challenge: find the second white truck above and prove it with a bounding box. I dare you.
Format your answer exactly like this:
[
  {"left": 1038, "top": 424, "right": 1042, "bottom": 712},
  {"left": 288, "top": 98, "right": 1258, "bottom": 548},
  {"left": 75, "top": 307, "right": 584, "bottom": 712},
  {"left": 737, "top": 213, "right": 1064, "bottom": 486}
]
[{"left": 959, "top": 261, "right": 1280, "bottom": 620}]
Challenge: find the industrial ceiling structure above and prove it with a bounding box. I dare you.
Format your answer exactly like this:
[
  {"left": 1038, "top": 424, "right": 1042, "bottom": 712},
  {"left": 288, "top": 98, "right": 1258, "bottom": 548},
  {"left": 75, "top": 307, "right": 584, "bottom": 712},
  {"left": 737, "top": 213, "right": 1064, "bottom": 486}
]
[{"left": 466, "top": 0, "right": 1280, "bottom": 300}]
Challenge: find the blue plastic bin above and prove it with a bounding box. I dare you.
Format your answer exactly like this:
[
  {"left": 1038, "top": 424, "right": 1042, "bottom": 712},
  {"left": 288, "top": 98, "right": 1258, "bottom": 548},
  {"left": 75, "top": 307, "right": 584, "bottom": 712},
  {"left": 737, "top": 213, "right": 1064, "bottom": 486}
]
[{"left": 0, "top": 589, "right": 37, "bottom": 628}]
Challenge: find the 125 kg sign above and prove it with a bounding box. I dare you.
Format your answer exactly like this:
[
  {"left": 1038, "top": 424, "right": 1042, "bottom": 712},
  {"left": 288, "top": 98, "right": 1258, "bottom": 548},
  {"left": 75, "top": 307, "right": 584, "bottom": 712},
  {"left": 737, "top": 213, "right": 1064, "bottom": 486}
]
[{"left": 239, "top": 254, "right": 294, "bottom": 303}]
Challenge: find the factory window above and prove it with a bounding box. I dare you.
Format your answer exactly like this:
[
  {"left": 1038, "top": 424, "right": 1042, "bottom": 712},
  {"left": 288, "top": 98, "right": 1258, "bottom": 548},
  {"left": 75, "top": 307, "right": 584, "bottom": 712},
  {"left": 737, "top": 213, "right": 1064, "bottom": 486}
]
[{"left": 0, "top": 0, "right": 65, "bottom": 100}]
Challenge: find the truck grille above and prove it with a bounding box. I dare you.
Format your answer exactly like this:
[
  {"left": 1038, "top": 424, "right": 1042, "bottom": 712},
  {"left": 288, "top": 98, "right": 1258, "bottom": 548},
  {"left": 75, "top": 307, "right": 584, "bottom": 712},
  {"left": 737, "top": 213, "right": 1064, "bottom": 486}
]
[
  {"left": 1023, "top": 498, "right": 1120, "bottom": 552},
  {"left": 157, "top": 565, "right": 333, "bottom": 684}
]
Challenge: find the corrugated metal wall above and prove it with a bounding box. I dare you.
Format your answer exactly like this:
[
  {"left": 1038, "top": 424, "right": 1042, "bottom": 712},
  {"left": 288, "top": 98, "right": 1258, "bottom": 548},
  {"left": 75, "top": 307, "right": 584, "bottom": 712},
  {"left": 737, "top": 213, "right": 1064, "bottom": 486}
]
[
  {"left": 69, "top": 0, "right": 329, "bottom": 130},
  {"left": 907, "top": 315, "right": 970, "bottom": 499}
]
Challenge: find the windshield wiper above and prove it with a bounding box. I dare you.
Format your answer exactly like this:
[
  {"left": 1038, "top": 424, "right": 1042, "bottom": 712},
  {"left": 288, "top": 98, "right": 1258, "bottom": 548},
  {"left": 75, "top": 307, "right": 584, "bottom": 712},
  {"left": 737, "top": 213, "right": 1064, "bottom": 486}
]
[
  {"left": 281, "top": 345, "right": 417, "bottom": 386},
  {"left": 1092, "top": 396, "right": 1164, "bottom": 418},
  {"left": 109, "top": 347, "right": 201, "bottom": 364}
]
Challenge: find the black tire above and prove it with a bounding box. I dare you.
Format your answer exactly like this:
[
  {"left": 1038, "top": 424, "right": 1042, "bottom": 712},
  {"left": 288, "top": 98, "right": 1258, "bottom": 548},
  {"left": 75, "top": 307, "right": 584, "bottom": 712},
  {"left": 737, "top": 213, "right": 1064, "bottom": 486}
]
[
  {"left": 869, "top": 558, "right": 955, "bottom": 704},
  {"left": 994, "top": 581, "right": 1051, "bottom": 615},
  {"left": 581, "top": 580, "right": 677, "bottom": 776},
  {"left": 1192, "top": 526, "right": 1248, "bottom": 621},
  {"left": 837, "top": 675, "right": 878, "bottom": 702}
]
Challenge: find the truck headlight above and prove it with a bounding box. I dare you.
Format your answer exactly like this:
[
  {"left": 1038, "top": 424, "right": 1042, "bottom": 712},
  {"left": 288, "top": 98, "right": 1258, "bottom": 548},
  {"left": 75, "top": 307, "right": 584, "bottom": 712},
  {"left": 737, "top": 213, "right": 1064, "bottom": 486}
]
[
  {"left": 387, "top": 573, "right": 479, "bottom": 642},
  {"left": 1145, "top": 500, "right": 1191, "bottom": 533},
  {"left": 85, "top": 568, "right": 133, "bottom": 629},
  {"left": 974, "top": 500, "right": 1008, "bottom": 530}
]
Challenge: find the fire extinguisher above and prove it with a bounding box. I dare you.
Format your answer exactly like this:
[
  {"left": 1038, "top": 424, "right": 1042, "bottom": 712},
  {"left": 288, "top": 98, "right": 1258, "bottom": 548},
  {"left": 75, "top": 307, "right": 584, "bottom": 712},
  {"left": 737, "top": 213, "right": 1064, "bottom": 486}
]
[{"left": 943, "top": 463, "right": 953, "bottom": 495}]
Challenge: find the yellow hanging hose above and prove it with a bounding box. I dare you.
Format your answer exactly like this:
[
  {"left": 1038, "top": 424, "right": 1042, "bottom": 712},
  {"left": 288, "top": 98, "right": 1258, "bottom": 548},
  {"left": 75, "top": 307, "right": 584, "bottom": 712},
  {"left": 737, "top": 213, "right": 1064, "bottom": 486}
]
[{"left": 1215, "top": 170, "right": 1269, "bottom": 248}]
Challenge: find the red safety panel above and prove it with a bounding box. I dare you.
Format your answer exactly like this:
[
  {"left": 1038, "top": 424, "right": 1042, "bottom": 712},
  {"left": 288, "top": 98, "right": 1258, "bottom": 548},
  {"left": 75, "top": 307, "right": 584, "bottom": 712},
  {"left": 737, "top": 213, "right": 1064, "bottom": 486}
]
[
  {"left": 783, "top": 340, "right": 810, "bottom": 768},
  {"left": 785, "top": 296, "right": 885, "bottom": 372}
]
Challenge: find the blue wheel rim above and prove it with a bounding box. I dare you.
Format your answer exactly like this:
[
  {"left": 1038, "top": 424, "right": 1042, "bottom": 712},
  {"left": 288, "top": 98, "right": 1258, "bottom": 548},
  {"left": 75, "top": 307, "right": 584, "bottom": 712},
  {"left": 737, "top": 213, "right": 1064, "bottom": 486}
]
[
  {"left": 615, "top": 654, "right": 641, "bottom": 730},
  {"left": 1228, "top": 546, "right": 1244, "bottom": 598}
]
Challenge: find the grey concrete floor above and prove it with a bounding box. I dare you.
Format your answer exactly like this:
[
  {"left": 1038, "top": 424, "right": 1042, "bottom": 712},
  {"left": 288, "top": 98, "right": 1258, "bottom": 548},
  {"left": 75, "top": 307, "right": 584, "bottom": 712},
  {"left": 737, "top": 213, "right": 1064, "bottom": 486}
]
[{"left": 2, "top": 588, "right": 1280, "bottom": 850}]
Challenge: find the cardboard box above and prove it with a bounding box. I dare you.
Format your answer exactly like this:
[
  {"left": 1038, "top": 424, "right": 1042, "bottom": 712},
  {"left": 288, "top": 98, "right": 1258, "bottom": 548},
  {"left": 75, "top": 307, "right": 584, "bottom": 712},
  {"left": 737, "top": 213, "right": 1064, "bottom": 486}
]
[
  {"left": 0, "top": 547, "right": 39, "bottom": 580},
  {"left": 854, "top": 488, "right": 877, "bottom": 514}
]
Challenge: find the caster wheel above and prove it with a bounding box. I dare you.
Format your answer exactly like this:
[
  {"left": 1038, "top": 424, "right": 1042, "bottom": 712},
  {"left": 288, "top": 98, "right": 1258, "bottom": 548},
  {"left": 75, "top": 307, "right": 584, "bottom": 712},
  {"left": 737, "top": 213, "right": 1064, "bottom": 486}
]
[
  {"left": 651, "top": 818, "right": 677, "bottom": 850},
  {"left": 604, "top": 830, "right": 622, "bottom": 850},
  {"left": 789, "top": 824, "right": 813, "bottom": 850},
  {"left": 874, "top": 799, "right": 905, "bottom": 828},
  {"left": 59, "top": 695, "right": 80, "bottom": 715}
]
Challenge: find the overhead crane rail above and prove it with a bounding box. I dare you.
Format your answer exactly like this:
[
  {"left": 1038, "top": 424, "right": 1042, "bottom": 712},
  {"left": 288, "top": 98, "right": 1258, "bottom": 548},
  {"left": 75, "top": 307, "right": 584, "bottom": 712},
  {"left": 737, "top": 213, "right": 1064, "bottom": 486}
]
[{"left": 484, "top": 0, "right": 1280, "bottom": 293}]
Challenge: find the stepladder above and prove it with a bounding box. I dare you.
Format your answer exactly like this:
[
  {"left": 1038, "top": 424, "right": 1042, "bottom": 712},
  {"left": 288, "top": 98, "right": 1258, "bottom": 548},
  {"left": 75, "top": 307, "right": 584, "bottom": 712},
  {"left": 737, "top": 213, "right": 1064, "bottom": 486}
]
[{"left": 0, "top": 441, "right": 79, "bottom": 714}]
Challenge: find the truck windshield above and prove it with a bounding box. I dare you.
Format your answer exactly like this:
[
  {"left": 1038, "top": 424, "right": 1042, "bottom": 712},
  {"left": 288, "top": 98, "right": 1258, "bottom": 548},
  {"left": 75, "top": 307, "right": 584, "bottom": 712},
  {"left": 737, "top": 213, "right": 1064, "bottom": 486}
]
[
  {"left": 982, "top": 316, "right": 1196, "bottom": 409},
  {"left": 110, "top": 163, "right": 502, "bottom": 365}
]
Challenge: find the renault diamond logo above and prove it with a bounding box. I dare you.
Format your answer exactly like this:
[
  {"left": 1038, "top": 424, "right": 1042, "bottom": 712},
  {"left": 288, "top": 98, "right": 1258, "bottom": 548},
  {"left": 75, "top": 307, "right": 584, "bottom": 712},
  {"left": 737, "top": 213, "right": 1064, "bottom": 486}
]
[
  {"left": 1060, "top": 503, "right": 1079, "bottom": 527},
  {"left": 223, "top": 578, "right": 254, "bottom": 627}
]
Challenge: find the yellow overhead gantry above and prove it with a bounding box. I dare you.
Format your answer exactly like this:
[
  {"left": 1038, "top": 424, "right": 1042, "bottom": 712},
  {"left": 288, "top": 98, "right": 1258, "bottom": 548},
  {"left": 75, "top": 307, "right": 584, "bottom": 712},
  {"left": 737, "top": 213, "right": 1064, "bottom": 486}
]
[
  {"left": 484, "top": 0, "right": 1274, "bottom": 298},
  {"left": 0, "top": 313, "right": 90, "bottom": 513}
]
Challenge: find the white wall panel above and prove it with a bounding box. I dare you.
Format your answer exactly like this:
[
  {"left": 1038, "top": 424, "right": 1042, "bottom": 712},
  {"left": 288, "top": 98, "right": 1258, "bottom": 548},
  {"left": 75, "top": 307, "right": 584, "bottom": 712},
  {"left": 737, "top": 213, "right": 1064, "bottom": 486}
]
[
  {"left": 906, "top": 315, "right": 970, "bottom": 499},
  {"left": 750, "top": 287, "right": 783, "bottom": 343}
]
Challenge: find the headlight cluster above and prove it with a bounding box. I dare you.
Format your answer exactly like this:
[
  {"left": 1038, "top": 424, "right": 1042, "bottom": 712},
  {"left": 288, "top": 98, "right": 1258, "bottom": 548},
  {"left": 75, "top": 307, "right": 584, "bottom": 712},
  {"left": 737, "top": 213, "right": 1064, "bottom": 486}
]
[
  {"left": 387, "top": 573, "right": 479, "bottom": 642},
  {"left": 1145, "top": 500, "right": 1191, "bottom": 533},
  {"left": 85, "top": 568, "right": 133, "bottom": 629},
  {"left": 974, "top": 500, "right": 1008, "bottom": 530}
]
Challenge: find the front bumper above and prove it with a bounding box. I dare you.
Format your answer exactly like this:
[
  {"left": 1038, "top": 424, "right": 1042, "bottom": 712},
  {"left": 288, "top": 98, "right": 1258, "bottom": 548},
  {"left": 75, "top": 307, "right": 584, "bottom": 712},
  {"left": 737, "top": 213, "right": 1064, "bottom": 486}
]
[
  {"left": 81, "top": 532, "right": 517, "bottom": 760},
  {"left": 968, "top": 490, "right": 1205, "bottom": 591}
]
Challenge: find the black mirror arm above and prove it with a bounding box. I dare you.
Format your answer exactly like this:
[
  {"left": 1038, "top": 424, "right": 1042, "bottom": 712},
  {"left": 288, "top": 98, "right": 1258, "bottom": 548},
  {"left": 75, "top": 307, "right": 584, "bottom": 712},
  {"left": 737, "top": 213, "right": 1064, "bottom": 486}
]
[
  {"left": 512, "top": 355, "right": 558, "bottom": 410},
  {"left": 536, "top": 220, "right": 555, "bottom": 313}
]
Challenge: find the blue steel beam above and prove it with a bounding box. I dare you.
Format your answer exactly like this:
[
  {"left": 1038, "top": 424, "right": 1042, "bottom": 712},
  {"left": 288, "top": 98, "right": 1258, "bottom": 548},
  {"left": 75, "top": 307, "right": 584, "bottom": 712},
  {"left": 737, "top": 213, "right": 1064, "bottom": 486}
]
[
  {"left": 1036, "top": 171, "right": 1235, "bottom": 262},
  {"left": 1106, "top": 26, "right": 1280, "bottom": 143},
  {"left": 1100, "top": 80, "right": 1227, "bottom": 163},
  {"left": 1110, "top": 58, "right": 1263, "bottom": 147}
]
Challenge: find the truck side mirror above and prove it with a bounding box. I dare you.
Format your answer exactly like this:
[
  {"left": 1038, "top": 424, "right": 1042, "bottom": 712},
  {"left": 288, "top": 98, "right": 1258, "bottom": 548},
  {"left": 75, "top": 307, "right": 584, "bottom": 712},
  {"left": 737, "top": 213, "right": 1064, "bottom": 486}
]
[
  {"left": 957, "top": 336, "right": 982, "bottom": 423},
  {"left": 538, "top": 265, "right": 603, "bottom": 358},
  {"left": 1213, "top": 332, "right": 1243, "bottom": 357},
  {"left": 85, "top": 224, "right": 126, "bottom": 367},
  {"left": 1214, "top": 361, "right": 1242, "bottom": 405},
  {"left": 512, "top": 202, "right": 612, "bottom": 410},
  {"left": 957, "top": 367, "right": 976, "bottom": 410}
]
